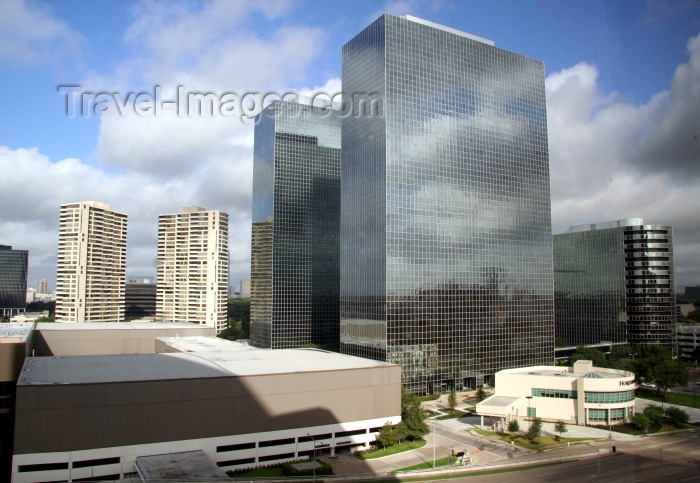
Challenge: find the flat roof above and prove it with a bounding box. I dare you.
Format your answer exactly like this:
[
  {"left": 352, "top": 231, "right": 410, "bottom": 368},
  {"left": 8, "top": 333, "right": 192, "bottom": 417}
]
[
  {"left": 480, "top": 395, "right": 521, "bottom": 408},
  {"left": 19, "top": 338, "right": 397, "bottom": 385},
  {"left": 403, "top": 15, "right": 494, "bottom": 46},
  {"left": 36, "top": 321, "right": 207, "bottom": 331},
  {"left": 500, "top": 365, "right": 633, "bottom": 380},
  {"left": 135, "top": 451, "right": 228, "bottom": 482},
  {"left": 0, "top": 322, "right": 33, "bottom": 342},
  {"left": 159, "top": 337, "right": 395, "bottom": 375}
]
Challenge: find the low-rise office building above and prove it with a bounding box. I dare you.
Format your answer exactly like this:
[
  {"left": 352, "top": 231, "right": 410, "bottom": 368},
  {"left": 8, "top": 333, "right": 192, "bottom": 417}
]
[
  {"left": 0, "top": 322, "right": 33, "bottom": 415},
  {"left": 476, "top": 361, "right": 636, "bottom": 429},
  {"left": 12, "top": 338, "right": 401, "bottom": 483}
]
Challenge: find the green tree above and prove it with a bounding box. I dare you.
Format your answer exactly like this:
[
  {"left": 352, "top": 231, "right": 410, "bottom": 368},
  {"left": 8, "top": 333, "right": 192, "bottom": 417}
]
[
  {"left": 555, "top": 337, "right": 569, "bottom": 348},
  {"left": 686, "top": 310, "right": 700, "bottom": 323},
  {"left": 375, "top": 422, "right": 398, "bottom": 449},
  {"left": 526, "top": 417, "right": 542, "bottom": 442},
  {"left": 632, "top": 414, "right": 650, "bottom": 431},
  {"left": 569, "top": 346, "right": 607, "bottom": 367},
  {"left": 650, "top": 359, "right": 689, "bottom": 397},
  {"left": 475, "top": 386, "right": 486, "bottom": 403},
  {"left": 664, "top": 407, "right": 690, "bottom": 424},
  {"left": 218, "top": 321, "right": 245, "bottom": 341},
  {"left": 401, "top": 387, "right": 429, "bottom": 438},
  {"left": 227, "top": 298, "right": 250, "bottom": 337},
  {"left": 448, "top": 389, "right": 457, "bottom": 411},
  {"left": 554, "top": 420, "right": 567, "bottom": 438},
  {"left": 632, "top": 344, "right": 672, "bottom": 382},
  {"left": 643, "top": 405, "right": 664, "bottom": 432},
  {"left": 507, "top": 420, "right": 520, "bottom": 433}
]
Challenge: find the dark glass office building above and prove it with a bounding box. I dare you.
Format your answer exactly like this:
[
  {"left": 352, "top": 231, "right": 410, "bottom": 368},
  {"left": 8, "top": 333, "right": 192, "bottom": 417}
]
[
  {"left": 250, "top": 101, "right": 342, "bottom": 350},
  {"left": 553, "top": 226, "right": 627, "bottom": 346},
  {"left": 340, "top": 15, "right": 554, "bottom": 394},
  {"left": 0, "top": 245, "right": 28, "bottom": 316},
  {"left": 554, "top": 219, "right": 676, "bottom": 352}
]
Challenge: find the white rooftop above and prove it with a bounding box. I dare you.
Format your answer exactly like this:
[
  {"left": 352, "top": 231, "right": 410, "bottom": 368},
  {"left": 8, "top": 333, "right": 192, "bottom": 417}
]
[
  {"left": 36, "top": 321, "right": 205, "bottom": 331},
  {"left": 403, "top": 15, "right": 494, "bottom": 46},
  {"left": 500, "top": 364, "right": 633, "bottom": 380},
  {"left": 0, "top": 322, "right": 33, "bottom": 341},
  {"left": 19, "top": 338, "right": 396, "bottom": 385}
]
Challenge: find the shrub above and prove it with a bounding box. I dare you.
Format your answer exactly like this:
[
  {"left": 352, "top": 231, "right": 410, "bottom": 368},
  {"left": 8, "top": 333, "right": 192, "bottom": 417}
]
[
  {"left": 664, "top": 407, "right": 690, "bottom": 424},
  {"left": 526, "top": 417, "right": 542, "bottom": 442},
  {"left": 632, "top": 414, "right": 650, "bottom": 431},
  {"left": 507, "top": 420, "right": 520, "bottom": 433},
  {"left": 643, "top": 405, "right": 664, "bottom": 432}
]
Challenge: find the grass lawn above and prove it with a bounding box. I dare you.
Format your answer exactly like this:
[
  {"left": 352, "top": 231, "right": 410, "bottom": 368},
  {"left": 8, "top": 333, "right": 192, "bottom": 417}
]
[
  {"left": 395, "top": 460, "right": 567, "bottom": 474},
  {"left": 636, "top": 388, "right": 700, "bottom": 409},
  {"left": 437, "top": 409, "right": 471, "bottom": 420},
  {"left": 598, "top": 421, "right": 692, "bottom": 436},
  {"left": 396, "top": 455, "right": 461, "bottom": 471},
  {"left": 472, "top": 429, "right": 593, "bottom": 450},
  {"left": 357, "top": 439, "right": 427, "bottom": 460}
]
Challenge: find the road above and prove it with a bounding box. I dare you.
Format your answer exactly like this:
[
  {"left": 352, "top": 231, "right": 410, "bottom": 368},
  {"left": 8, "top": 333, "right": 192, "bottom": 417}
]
[{"left": 418, "top": 431, "right": 700, "bottom": 483}]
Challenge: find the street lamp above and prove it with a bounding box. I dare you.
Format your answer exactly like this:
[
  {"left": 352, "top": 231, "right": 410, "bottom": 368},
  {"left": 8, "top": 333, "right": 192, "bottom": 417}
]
[
  {"left": 598, "top": 405, "right": 611, "bottom": 452},
  {"left": 525, "top": 395, "right": 533, "bottom": 420},
  {"left": 307, "top": 433, "right": 318, "bottom": 483},
  {"left": 432, "top": 420, "right": 436, "bottom": 469}
]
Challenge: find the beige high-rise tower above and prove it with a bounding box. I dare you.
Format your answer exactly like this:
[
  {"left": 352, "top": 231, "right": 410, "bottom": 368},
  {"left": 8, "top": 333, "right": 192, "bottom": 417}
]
[
  {"left": 157, "top": 207, "right": 229, "bottom": 332},
  {"left": 55, "top": 201, "right": 127, "bottom": 322}
]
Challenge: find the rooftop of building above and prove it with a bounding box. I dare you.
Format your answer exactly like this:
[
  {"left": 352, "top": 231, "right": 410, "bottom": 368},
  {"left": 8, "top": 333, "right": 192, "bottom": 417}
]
[
  {"left": 18, "top": 338, "right": 397, "bottom": 385},
  {"left": 498, "top": 361, "right": 634, "bottom": 380},
  {"left": 36, "top": 321, "right": 203, "bottom": 331},
  {"left": 0, "top": 322, "right": 33, "bottom": 342},
  {"left": 402, "top": 15, "right": 494, "bottom": 46},
  {"left": 565, "top": 218, "right": 645, "bottom": 233}
]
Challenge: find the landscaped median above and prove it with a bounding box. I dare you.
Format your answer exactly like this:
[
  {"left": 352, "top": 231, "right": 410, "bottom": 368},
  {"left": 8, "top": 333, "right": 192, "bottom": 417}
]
[
  {"left": 472, "top": 429, "right": 593, "bottom": 450},
  {"left": 356, "top": 439, "right": 427, "bottom": 459}
]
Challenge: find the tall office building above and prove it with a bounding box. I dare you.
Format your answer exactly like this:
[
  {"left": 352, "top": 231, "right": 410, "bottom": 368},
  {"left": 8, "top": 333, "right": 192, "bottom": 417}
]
[
  {"left": 250, "top": 101, "right": 341, "bottom": 350},
  {"left": 554, "top": 218, "right": 675, "bottom": 351},
  {"left": 340, "top": 15, "right": 554, "bottom": 394},
  {"left": 55, "top": 201, "right": 127, "bottom": 322},
  {"left": 0, "top": 245, "right": 28, "bottom": 316},
  {"left": 157, "top": 207, "right": 229, "bottom": 332},
  {"left": 37, "top": 279, "right": 48, "bottom": 295}
]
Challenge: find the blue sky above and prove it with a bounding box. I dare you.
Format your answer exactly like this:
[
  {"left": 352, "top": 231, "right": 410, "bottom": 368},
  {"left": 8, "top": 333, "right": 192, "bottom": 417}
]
[{"left": 1, "top": 0, "right": 699, "bottom": 291}]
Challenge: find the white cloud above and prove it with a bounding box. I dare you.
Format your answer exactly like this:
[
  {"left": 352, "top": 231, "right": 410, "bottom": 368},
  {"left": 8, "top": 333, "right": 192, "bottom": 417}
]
[
  {"left": 547, "top": 34, "right": 700, "bottom": 285},
  {"left": 0, "top": 2, "right": 83, "bottom": 67}
]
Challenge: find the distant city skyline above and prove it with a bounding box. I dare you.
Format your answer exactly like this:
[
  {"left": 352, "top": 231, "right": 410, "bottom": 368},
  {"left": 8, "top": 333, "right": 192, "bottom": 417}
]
[{"left": 0, "top": 2, "right": 698, "bottom": 290}]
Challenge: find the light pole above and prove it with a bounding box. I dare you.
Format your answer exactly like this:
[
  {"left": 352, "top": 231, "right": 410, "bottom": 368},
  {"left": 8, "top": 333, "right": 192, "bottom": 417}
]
[
  {"left": 598, "top": 405, "right": 611, "bottom": 452},
  {"left": 525, "top": 395, "right": 533, "bottom": 421},
  {"left": 694, "top": 384, "right": 696, "bottom": 409},
  {"left": 432, "top": 420, "right": 436, "bottom": 469},
  {"left": 307, "top": 433, "right": 317, "bottom": 483}
]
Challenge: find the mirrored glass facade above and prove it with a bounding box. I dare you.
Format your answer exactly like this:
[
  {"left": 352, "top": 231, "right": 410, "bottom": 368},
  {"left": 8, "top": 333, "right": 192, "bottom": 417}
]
[
  {"left": 554, "top": 220, "right": 675, "bottom": 352},
  {"left": 0, "top": 245, "right": 28, "bottom": 316},
  {"left": 553, "top": 229, "right": 627, "bottom": 346},
  {"left": 250, "top": 101, "right": 341, "bottom": 350},
  {"left": 340, "top": 15, "right": 554, "bottom": 394}
]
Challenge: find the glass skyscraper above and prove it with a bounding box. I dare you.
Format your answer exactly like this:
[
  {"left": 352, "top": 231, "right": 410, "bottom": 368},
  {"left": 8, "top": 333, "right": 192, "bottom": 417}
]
[
  {"left": 0, "top": 245, "right": 28, "bottom": 317},
  {"left": 250, "top": 101, "right": 342, "bottom": 350},
  {"left": 554, "top": 219, "right": 676, "bottom": 351},
  {"left": 340, "top": 15, "right": 554, "bottom": 394},
  {"left": 553, "top": 225, "right": 627, "bottom": 346}
]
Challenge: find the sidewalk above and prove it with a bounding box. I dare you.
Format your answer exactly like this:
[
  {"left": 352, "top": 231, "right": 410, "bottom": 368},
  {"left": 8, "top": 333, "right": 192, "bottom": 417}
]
[{"left": 635, "top": 398, "right": 700, "bottom": 423}]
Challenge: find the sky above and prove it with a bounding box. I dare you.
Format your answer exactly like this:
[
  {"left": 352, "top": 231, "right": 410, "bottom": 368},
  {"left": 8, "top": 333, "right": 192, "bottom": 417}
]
[{"left": 0, "top": 0, "right": 699, "bottom": 292}]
